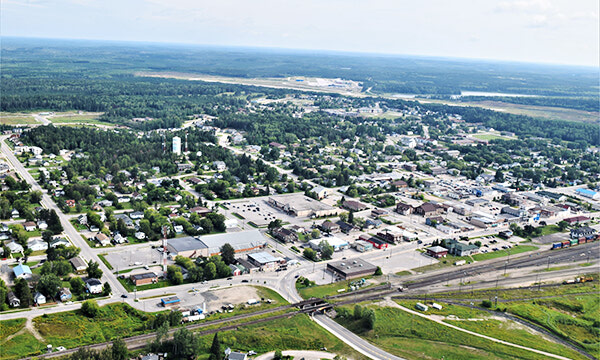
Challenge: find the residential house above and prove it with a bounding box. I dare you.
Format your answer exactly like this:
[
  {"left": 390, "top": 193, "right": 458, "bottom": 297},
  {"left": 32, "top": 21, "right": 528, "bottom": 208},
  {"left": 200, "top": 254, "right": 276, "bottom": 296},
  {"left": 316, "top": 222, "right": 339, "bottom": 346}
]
[
  {"left": 70, "top": 257, "right": 87, "bottom": 274},
  {"left": 7, "top": 241, "right": 24, "bottom": 253},
  {"left": 23, "top": 221, "right": 37, "bottom": 232},
  {"left": 95, "top": 233, "right": 110, "bottom": 246},
  {"left": 27, "top": 239, "right": 48, "bottom": 252},
  {"left": 271, "top": 228, "right": 298, "bottom": 243},
  {"left": 395, "top": 202, "right": 414, "bottom": 215},
  {"left": 337, "top": 221, "right": 358, "bottom": 234},
  {"left": 414, "top": 203, "right": 445, "bottom": 217},
  {"left": 129, "top": 211, "right": 144, "bottom": 219},
  {"left": 37, "top": 221, "right": 48, "bottom": 231},
  {"left": 86, "top": 278, "right": 103, "bottom": 294},
  {"left": 7, "top": 292, "right": 20, "bottom": 307},
  {"left": 58, "top": 288, "right": 72, "bottom": 302},
  {"left": 13, "top": 264, "right": 32, "bottom": 279},
  {"left": 190, "top": 206, "right": 211, "bottom": 216},
  {"left": 319, "top": 220, "right": 340, "bottom": 233},
  {"left": 34, "top": 292, "right": 46, "bottom": 305},
  {"left": 78, "top": 214, "right": 88, "bottom": 225},
  {"left": 371, "top": 209, "right": 388, "bottom": 218},
  {"left": 50, "top": 237, "right": 70, "bottom": 248},
  {"left": 65, "top": 199, "right": 76, "bottom": 207}
]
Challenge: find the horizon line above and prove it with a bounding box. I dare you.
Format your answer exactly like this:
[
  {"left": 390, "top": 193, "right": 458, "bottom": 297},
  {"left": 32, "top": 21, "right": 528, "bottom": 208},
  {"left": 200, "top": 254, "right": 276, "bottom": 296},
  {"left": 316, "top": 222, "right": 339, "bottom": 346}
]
[{"left": 3, "top": 35, "right": 599, "bottom": 70}]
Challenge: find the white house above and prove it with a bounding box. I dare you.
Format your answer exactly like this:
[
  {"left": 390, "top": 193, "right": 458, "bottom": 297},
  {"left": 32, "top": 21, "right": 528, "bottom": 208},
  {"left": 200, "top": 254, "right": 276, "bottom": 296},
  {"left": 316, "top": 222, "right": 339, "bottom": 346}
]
[
  {"left": 28, "top": 239, "right": 48, "bottom": 252},
  {"left": 7, "top": 241, "right": 24, "bottom": 253},
  {"left": 86, "top": 278, "right": 103, "bottom": 294},
  {"left": 34, "top": 292, "right": 46, "bottom": 305}
]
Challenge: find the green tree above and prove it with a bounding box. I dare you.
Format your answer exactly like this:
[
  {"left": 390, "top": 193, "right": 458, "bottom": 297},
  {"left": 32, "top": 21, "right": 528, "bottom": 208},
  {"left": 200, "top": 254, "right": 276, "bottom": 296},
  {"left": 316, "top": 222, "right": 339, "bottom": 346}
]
[
  {"left": 14, "top": 278, "right": 31, "bottom": 307},
  {"left": 37, "top": 274, "right": 62, "bottom": 298},
  {"left": 319, "top": 240, "right": 334, "bottom": 260},
  {"left": 303, "top": 248, "right": 317, "bottom": 262},
  {"left": 0, "top": 278, "right": 8, "bottom": 310},
  {"left": 70, "top": 277, "right": 85, "bottom": 296},
  {"left": 110, "top": 338, "right": 128, "bottom": 360},
  {"left": 374, "top": 266, "right": 383, "bottom": 276},
  {"left": 204, "top": 262, "right": 217, "bottom": 280},
  {"left": 268, "top": 219, "right": 283, "bottom": 230},
  {"left": 87, "top": 261, "right": 103, "bottom": 279},
  {"left": 220, "top": 243, "right": 235, "bottom": 265},
  {"left": 81, "top": 299, "right": 100, "bottom": 317},
  {"left": 208, "top": 332, "right": 222, "bottom": 360}
]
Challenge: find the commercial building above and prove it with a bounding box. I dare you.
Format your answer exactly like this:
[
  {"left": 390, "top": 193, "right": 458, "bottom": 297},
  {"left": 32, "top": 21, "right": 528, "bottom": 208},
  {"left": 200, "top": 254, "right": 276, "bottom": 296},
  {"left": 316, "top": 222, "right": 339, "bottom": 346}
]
[
  {"left": 308, "top": 236, "right": 349, "bottom": 252},
  {"left": 167, "top": 230, "right": 267, "bottom": 258},
  {"left": 130, "top": 272, "right": 159, "bottom": 286},
  {"left": 426, "top": 246, "right": 448, "bottom": 258},
  {"left": 268, "top": 194, "right": 341, "bottom": 218},
  {"left": 354, "top": 240, "right": 373, "bottom": 252},
  {"left": 576, "top": 188, "right": 600, "bottom": 200},
  {"left": 247, "top": 251, "right": 282, "bottom": 271},
  {"left": 326, "top": 259, "right": 378, "bottom": 280}
]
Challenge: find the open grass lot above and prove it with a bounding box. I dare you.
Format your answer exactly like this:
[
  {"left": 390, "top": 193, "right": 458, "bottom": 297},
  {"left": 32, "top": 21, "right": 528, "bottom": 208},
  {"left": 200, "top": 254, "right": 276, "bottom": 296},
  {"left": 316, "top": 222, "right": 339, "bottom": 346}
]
[
  {"left": 0, "top": 115, "right": 37, "bottom": 125},
  {"left": 32, "top": 303, "right": 151, "bottom": 352},
  {"left": 195, "top": 314, "right": 367, "bottom": 360},
  {"left": 335, "top": 303, "right": 557, "bottom": 360},
  {"left": 472, "top": 134, "right": 512, "bottom": 141},
  {"left": 500, "top": 295, "right": 600, "bottom": 357},
  {"left": 1, "top": 331, "right": 44, "bottom": 360},
  {"left": 471, "top": 245, "right": 538, "bottom": 262},
  {"left": 296, "top": 277, "right": 378, "bottom": 299},
  {"left": 0, "top": 318, "right": 26, "bottom": 342},
  {"left": 444, "top": 318, "right": 589, "bottom": 360}
]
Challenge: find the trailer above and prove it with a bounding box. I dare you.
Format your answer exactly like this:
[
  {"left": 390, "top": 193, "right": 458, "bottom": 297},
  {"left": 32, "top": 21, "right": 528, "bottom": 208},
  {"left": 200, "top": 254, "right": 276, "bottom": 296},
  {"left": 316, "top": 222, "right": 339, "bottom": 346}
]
[
  {"left": 551, "top": 242, "right": 562, "bottom": 250},
  {"left": 569, "top": 238, "right": 579, "bottom": 246},
  {"left": 416, "top": 303, "right": 428, "bottom": 311},
  {"left": 561, "top": 240, "right": 570, "bottom": 248}
]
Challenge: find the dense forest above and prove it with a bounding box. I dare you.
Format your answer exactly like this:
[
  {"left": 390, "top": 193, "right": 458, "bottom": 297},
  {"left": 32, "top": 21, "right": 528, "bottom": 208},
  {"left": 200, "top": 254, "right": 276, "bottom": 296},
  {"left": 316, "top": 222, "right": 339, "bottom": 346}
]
[{"left": 2, "top": 37, "right": 597, "bottom": 97}]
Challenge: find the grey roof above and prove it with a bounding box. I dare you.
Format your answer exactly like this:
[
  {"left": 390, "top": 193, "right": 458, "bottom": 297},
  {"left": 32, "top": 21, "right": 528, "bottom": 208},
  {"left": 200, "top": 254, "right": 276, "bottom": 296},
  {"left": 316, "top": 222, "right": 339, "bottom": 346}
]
[
  {"left": 199, "top": 230, "right": 266, "bottom": 254},
  {"left": 428, "top": 246, "right": 448, "bottom": 253},
  {"left": 168, "top": 237, "right": 208, "bottom": 253},
  {"left": 70, "top": 257, "right": 87, "bottom": 269},
  {"left": 228, "top": 352, "right": 247, "bottom": 360},
  {"left": 86, "top": 278, "right": 102, "bottom": 286},
  {"left": 247, "top": 251, "right": 279, "bottom": 265}
]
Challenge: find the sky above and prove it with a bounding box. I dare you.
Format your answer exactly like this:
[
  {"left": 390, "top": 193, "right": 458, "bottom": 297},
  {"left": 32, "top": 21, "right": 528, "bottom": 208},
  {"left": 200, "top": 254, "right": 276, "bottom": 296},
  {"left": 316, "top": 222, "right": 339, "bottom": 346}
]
[{"left": 1, "top": 0, "right": 598, "bottom": 67}]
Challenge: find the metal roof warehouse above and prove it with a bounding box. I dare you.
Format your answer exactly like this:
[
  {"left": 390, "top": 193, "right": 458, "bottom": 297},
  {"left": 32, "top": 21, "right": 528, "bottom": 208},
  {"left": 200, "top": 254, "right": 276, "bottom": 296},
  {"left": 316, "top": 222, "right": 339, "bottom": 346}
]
[
  {"left": 326, "top": 258, "right": 377, "bottom": 280},
  {"left": 167, "top": 230, "right": 267, "bottom": 258}
]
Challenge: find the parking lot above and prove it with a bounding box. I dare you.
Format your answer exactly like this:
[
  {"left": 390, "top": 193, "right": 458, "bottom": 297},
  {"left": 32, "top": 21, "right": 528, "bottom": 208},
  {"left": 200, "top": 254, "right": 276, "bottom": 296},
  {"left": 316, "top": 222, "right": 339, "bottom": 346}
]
[
  {"left": 103, "top": 246, "right": 163, "bottom": 272},
  {"left": 226, "top": 198, "right": 298, "bottom": 227}
]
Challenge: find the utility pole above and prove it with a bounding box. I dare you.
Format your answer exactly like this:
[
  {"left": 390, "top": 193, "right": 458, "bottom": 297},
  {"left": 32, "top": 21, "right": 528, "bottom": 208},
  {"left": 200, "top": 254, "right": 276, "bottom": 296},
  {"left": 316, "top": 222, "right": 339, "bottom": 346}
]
[{"left": 504, "top": 260, "right": 508, "bottom": 276}]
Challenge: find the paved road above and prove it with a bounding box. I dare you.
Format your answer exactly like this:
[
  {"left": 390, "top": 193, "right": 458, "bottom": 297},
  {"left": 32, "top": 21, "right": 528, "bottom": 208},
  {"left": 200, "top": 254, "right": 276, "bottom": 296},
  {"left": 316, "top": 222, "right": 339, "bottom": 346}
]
[
  {"left": 314, "top": 314, "right": 406, "bottom": 360},
  {"left": 1, "top": 136, "right": 126, "bottom": 296},
  {"left": 254, "top": 350, "right": 336, "bottom": 360}
]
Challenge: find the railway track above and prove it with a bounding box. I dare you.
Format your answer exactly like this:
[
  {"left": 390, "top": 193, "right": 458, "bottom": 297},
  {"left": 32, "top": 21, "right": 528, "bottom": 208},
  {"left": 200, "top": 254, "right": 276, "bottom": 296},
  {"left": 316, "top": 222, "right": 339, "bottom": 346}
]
[{"left": 20, "top": 298, "right": 358, "bottom": 359}]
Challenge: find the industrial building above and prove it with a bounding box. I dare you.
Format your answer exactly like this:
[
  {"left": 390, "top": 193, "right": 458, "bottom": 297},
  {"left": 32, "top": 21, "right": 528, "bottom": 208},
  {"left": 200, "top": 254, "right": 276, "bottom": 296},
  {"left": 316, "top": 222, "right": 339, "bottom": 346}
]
[
  {"left": 326, "top": 258, "right": 378, "bottom": 280},
  {"left": 167, "top": 230, "right": 267, "bottom": 258},
  {"left": 308, "top": 236, "right": 349, "bottom": 252},
  {"left": 247, "top": 251, "right": 282, "bottom": 271},
  {"left": 268, "top": 194, "right": 340, "bottom": 218}
]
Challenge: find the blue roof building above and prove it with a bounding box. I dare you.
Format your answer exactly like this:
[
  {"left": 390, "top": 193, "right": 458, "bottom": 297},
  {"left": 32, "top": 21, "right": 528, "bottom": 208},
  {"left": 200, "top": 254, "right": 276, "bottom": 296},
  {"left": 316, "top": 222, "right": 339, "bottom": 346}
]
[
  {"left": 576, "top": 188, "right": 600, "bottom": 200},
  {"left": 13, "top": 264, "right": 32, "bottom": 279}
]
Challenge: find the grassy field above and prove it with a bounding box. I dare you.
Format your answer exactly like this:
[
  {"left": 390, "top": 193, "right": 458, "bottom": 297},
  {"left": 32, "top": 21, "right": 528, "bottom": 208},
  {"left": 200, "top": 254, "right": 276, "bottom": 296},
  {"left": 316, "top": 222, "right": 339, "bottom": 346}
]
[
  {"left": 500, "top": 295, "right": 600, "bottom": 357},
  {"left": 52, "top": 117, "right": 113, "bottom": 126},
  {"left": 335, "top": 303, "right": 559, "bottom": 360},
  {"left": 0, "top": 318, "right": 26, "bottom": 342},
  {"left": 0, "top": 116, "right": 37, "bottom": 125},
  {"left": 471, "top": 245, "right": 538, "bottom": 262},
  {"left": 1, "top": 331, "right": 44, "bottom": 360},
  {"left": 472, "top": 134, "right": 512, "bottom": 141},
  {"left": 397, "top": 299, "right": 588, "bottom": 360},
  {"left": 195, "top": 314, "right": 367, "bottom": 360},
  {"left": 296, "top": 277, "right": 378, "bottom": 299}
]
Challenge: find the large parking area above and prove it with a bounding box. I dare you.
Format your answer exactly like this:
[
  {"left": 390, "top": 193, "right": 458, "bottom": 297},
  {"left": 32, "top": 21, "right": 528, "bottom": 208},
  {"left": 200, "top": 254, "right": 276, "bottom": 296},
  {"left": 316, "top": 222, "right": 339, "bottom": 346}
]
[
  {"left": 225, "top": 198, "right": 300, "bottom": 227},
  {"left": 102, "top": 245, "right": 163, "bottom": 271}
]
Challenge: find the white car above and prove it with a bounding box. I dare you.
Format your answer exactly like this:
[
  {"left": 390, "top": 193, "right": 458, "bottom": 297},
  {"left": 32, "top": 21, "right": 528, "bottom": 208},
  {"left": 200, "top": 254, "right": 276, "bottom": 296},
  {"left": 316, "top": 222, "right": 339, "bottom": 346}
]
[{"left": 56, "top": 346, "right": 66, "bottom": 352}]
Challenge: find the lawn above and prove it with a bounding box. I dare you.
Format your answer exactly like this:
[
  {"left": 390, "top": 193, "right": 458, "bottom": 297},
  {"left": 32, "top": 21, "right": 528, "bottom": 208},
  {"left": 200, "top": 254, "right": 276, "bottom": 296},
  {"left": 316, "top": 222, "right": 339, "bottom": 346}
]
[
  {"left": 97, "top": 253, "right": 113, "bottom": 270},
  {"left": 118, "top": 277, "right": 171, "bottom": 292},
  {"left": 471, "top": 245, "right": 538, "bottom": 261},
  {"left": 335, "top": 303, "right": 569, "bottom": 360}
]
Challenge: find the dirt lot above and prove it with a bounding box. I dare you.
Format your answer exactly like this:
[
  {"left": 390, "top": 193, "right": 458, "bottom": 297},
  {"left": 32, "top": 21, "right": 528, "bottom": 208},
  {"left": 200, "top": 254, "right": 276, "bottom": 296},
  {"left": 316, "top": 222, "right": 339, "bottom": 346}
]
[{"left": 194, "top": 285, "right": 261, "bottom": 312}]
